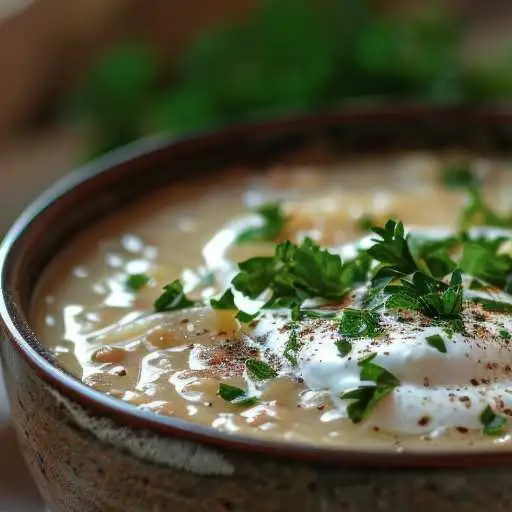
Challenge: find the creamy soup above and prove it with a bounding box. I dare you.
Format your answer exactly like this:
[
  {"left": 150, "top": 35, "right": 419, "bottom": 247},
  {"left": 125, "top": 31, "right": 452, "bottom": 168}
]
[{"left": 33, "top": 152, "right": 512, "bottom": 452}]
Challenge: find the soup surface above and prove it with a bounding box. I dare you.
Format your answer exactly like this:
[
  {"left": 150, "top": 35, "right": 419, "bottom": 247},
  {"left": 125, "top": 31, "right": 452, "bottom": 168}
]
[{"left": 33, "top": 150, "right": 512, "bottom": 452}]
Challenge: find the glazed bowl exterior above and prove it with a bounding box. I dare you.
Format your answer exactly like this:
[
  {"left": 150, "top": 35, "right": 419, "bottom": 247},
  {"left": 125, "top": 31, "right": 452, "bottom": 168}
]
[{"left": 2, "top": 106, "right": 512, "bottom": 512}]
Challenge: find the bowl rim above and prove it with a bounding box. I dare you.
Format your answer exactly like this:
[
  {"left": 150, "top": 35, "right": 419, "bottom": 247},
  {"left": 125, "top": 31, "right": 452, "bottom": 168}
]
[{"left": 2, "top": 104, "right": 512, "bottom": 468}]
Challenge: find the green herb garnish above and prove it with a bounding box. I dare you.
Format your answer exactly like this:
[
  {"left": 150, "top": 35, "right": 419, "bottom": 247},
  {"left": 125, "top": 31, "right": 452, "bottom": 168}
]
[
  {"left": 340, "top": 354, "right": 400, "bottom": 423},
  {"left": 236, "top": 203, "right": 288, "bottom": 244},
  {"left": 339, "top": 309, "right": 382, "bottom": 338},
  {"left": 217, "top": 383, "right": 258, "bottom": 406},
  {"left": 408, "top": 235, "right": 459, "bottom": 278},
  {"left": 426, "top": 334, "right": 447, "bottom": 353},
  {"left": 232, "top": 238, "right": 370, "bottom": 311},
  {"left": 459, "top": 239, "right": 512, "bottom": 290},
  {"left": 469, "top": 298, "right": 512, "bottom": 314},
  {"left": 125, "top": 273, "right": 150, "bottom": 291},
  {"left": 386, "top": 270, "right": 464, "bottom": 322},
  {"left": 299, "top": 309, "right": 337, "bottom": 319},
  {"left": 367, "top": 220, "right": 418, "bottom": 277},
  {"left": 441, "top": 164, "right": 477, "bottom": 189},
  {"left": 480, "top": 405, "right": 507, "bottom": 436},
  {"left": 284, "top": 323, "right": 300, "bottom": 365},
  {"left": 210, "top": 288, "right": 258, "bottom": 323},
  {"left": 210, "top": 289, "right": 236, "bottom": 309},
  {"left": 154, "top": 279, "right": 196, "bottom": 312},
  {"left": 340, "top": 385, "right": 396, "bottom": 424},
  {"left": 500, "top": 329, "right": 511, "bottom": 341},
  {"left": 236, "top": 310, "right": 259, "bottom": 323},
  {"left": 358, "top": 353, "right": 400, "bottom": 386},
  {"left": 460, "top": 187, "right": 512, "bottom": 230},
  {"left": 335, "top": 339, "right": 352, "bottom": 357},
  {"left": 356, "top": 214, "right": 376, "bottom": 232},
  {"left": 245, "top": 359, "right": 278, "bottom": 380}
]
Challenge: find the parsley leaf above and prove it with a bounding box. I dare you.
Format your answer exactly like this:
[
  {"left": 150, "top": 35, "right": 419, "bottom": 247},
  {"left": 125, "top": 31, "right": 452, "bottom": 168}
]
[
  {"left": 210, "top": 289, "right": 259, "bottom": 323},
  {"left": 358, "top": 353, "right": 400, "bottom": 386},
  {"left": 480, "top": 405, "right": 507, "bottom": 436},
  {"left": 340, "top": 385, "right": 396, "bottom": 424},
  {"left": 339, "top": 309, "right": 382, "bottom": 338},
  {"left": 284, "top": 323, "right": 300, "bottom": 365},
  {"left": 469, "top": 298, "right": 512, "bottom": 314},
  {"left": 335, "top": 339, "right": 352, "bottom": 357},
  {"left": 441, "top": 164, "right": 477, "bottom": 189},
  {"left": 426, "top": 334, "right": 447, "bottom": 353},
  {"left": 154, "top": 279, "right": 196, "bottom": 312},
  {"left": 386, "top": 270, "right": 463, "bottom": 321},
  {"left": 367, "top": 220, "right": 418, "bottom": 277},
  {"left": 460, "top": 187, "right": 512, "bottom": 230},
  {"left": 245, "top": 359, "right": 277, "bottom": 380},
  {"left": 500, "top": 329, "right": 511, "bottom": 341},
  {"left": 299, "top": 309, "right": 337, "bottom": 319},
  {"left": 408, "top": 235, "right": 458, "bottom": 278},
  {"left": 236, "top": 203, "right": 288, "bottom": 244},
  {"left": 210, "top": 289, "right": 236, "bottom": 309},
  {"left": 232, "top": 238, "right": 370, "bottom": 310},
  {"left": 217, "top": 383, "right": 258, "bottom": 406},
  {"left": 356, "top": 214, "right": 376, "bottom": 231},
  {"left": 340, "top": 354, "right": 400, "bottom": 423},
  {"left": 126, "top": 273, "right": 150, "bottom": 291},
  {"left": 459, "top": 239, "right": 511, "bottom": 290},
  {"left": 236, "top": 310, "right": 259, "bottom": 323},
  {"left": 232, "top": 257, "right": 276, "bottom": 299}
]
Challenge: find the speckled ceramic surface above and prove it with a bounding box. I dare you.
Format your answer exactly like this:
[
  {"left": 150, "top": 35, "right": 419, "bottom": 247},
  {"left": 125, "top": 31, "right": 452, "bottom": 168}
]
[{"left": 2, "top": 107, "right": 512, "bottom": 511}]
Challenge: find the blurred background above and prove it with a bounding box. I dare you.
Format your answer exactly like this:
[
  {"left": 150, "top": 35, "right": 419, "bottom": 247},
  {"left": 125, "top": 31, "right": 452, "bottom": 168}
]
[{"left": 0, "top": 0, "right": 510, "bottom": 509}]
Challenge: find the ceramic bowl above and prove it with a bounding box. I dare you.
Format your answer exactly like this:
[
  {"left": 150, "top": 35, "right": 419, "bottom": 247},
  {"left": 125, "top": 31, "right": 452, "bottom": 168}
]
[{"left": 2, "top": 106, "right": 512, "bottom": 512}]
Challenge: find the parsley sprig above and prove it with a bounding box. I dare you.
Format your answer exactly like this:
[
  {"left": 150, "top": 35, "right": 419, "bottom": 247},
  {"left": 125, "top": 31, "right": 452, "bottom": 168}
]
[
  {"left": 480, "top": 405, "right": 507, "bottom": 436},
  {"left": 367, "top": 220, "right": 418, "bottom": 277},
  {"left": 340, "top": 354, "right": 400, "bottom": 423},
  {"left": 236, "top": 203, "right": 288, "bottom": 244},
  {"left": 229, "top": 237, "right": 371, "bottom": 313},
  {"left": 154, "top": 279, "right": 196, "bottom": 312},
  {"left": 385, "top": 270, "right": 464, "bottom": 323},
  {"left": 217, "top": 383, "right": 258, "bottom": 406}
]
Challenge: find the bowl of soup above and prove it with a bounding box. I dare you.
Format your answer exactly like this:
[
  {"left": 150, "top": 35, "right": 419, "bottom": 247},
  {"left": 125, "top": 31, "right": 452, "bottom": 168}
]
[{"left": 1, "top": 106, "right": 512, "bottom": 512}]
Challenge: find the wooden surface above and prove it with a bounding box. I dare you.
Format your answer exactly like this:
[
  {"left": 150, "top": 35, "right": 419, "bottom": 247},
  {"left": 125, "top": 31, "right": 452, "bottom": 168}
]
[{"left": 0, "top": 126, "right": 82, "bottom": 511}]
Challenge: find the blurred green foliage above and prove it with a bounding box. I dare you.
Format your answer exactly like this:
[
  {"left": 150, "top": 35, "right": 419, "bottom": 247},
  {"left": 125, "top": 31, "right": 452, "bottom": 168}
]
[{"left": 70, "top": 0, "right": 512, "bottom": 157}]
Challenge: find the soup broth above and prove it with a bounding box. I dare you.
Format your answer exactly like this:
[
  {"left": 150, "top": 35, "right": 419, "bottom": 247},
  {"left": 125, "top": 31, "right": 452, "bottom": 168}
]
[{"left": 33, "top": 151, "right": 512, "bottom": 452}]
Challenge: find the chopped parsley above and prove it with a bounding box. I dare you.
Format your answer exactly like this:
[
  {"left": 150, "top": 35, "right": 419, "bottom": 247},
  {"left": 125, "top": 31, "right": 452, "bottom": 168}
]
[
  {"left": 340, "top": 354, "right": 400, "bottom": 423},
  {"left": 441, "top": 164, "right": 477, "bottom": 189},
  {"left": 299, "top": 309, "right": 337, "bottom": 320},
  {"left": 426, "top": 334, "right": 447, "bottom": 353},
  {"left": 210, "top": 289, "right": 236, "bottom": 309},
  {"left": 386, "top": 270, "right": 463, "bottom": 323},
  {"left": 480, "top": 405, "right": 507, "bottom": 436},
  {"left": 460, "top": 187, "right": 512, "bottom": 230},
  {"left": 154, "top": 279, "right": 196, "bottom": 312},
  {"left": 408, "top": 235, "right": 459, "bottom": 278},
  {"left": 217, "top": 383, "right": 258, "bottom": 406},
  {"left": 210, "top": 288, "right": 258, "bottom": 323},
  {"left": 500, "top": 329, "right": 511, "bottom": 341},
  {"left": 245, "top": 359, "right": 277, "bottom": 380},
  {"left": 231, "top": 237, "right": 370, "bottom": 313},
  {"left": 125, "top": 273, "right": 150, "bottom": 291},
  {"left": 236, "top": 310, "right": 259, "bottom": 323},
  {"left": 236, "top": 203, "right": 288, "bottom": 244},
  {"left": 367, "top": 220, "right": 418, "bottom": 277},
  {"left": 358, "top": 353, "right": 400, "bottom": 386},
  {"left": 356, "top": 214, "right": 375, "bottom": 232},
  {"left": 339, "top": 309, "right": 381, "bottom": 338},
  {"left": 459, "top": 239, "right": 512, "bottom": 290},
  {"left": 335, "top": 339, "right": 352, "bottom": 357},
  {"left": 470, "top": 298, "right": 512, "bottom": 314},
  {"left": 284, "top": 323, "right": 300, "bottom": 366}
]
